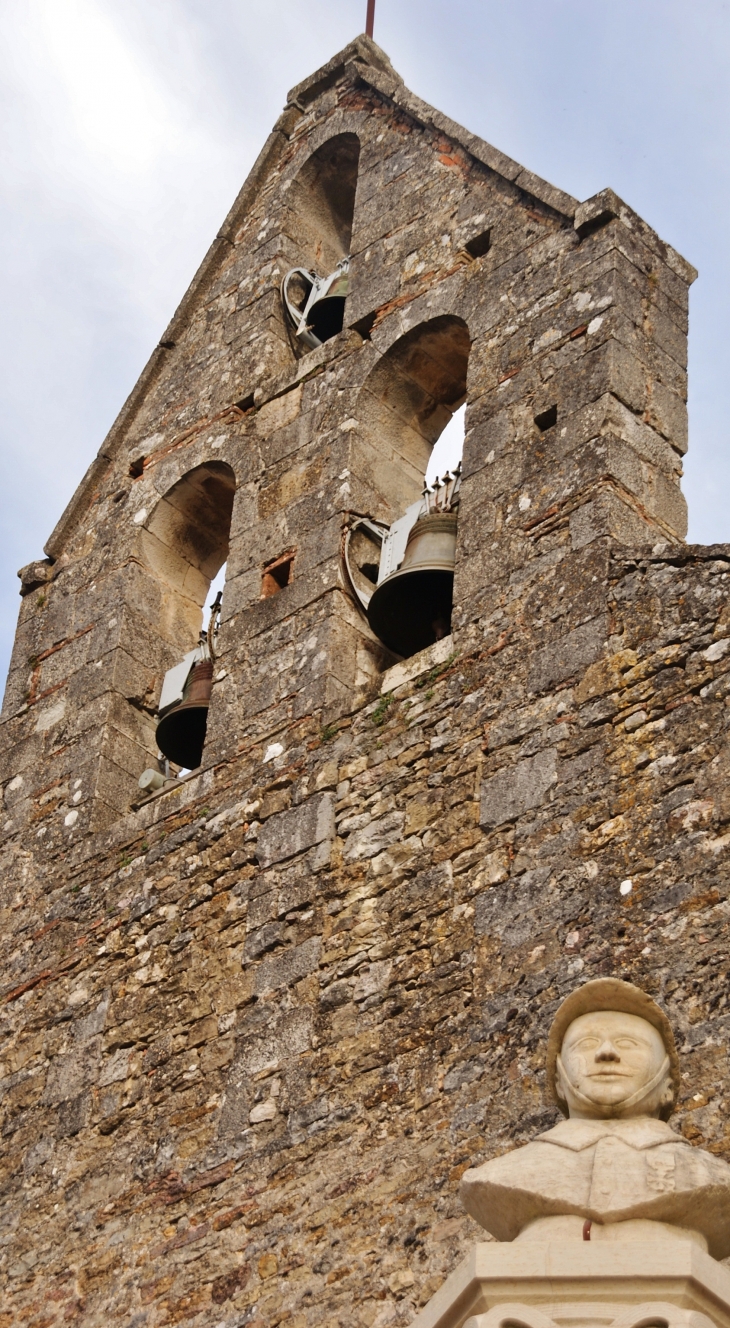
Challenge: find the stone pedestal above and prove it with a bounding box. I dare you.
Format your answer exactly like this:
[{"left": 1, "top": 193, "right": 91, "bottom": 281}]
[{"left": 410, "top": 1241, "right": 730, "bottom": 1328}]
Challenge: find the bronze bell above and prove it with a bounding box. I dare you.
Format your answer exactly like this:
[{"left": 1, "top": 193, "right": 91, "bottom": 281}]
[
  {"left": 155, "top": 659, "right": 213, "bottom": 770},
  {"left": 306, "top": 262, "right": 349, "bottom": 345},
  {"left": 281, "top": 257, "right": 350, "bottom": 349},
  {"left": 367, "top": 511, "right": 457, "bottom": 658}
]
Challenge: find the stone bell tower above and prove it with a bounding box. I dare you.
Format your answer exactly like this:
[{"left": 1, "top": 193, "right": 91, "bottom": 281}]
[
  {"left": 2, "top": 33, "right": 728, "bottom": 1328},
  {"left": 0, "top": 34, "right": 692, "bottom": 839}
]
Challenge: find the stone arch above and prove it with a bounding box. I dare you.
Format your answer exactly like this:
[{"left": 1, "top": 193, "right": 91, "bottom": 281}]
[
  {"left": 357, "top": 315, "right": 472, "bottom": 517},
  {"left": 285, "top": 132, "right": 361, "bottom": 275},
  {"left": 139, "top": 460, "right": 236, "bottom": 652}
]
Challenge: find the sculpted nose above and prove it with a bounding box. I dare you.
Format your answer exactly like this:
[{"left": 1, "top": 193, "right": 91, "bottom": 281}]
[{"left": 595, "top": 1040, "right": 620, "bottom": 1062}]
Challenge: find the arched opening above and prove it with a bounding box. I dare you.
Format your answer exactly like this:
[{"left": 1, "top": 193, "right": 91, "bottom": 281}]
[
  {"left": 140, "top": 461, "right": 235, "bottom": 647},
  {"left": 287, "top": 133, "right": 360, "bottom": 272},
  {"left": 138, "top": 461, "right": 236, "bottom": 775},
  {"left": 359, "top": 315, "right": 470, "bottom": 514},
  {"left": 347, "top": 317, "right": 471, "bottom": 658},
  {"left": 282, "top": 133, "right": 360, "bottom": 350}
]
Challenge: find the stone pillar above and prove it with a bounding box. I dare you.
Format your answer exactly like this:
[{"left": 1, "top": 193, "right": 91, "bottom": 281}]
[
  {"left": 409, "top": 1240, "right": 730, "bottom": 1328},
  {"left": 454, "top": 189, "right": 696, "bottom": 649}
]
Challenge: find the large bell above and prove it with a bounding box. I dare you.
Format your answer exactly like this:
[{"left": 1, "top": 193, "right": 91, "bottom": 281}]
[
  {"left": 155, "top": 659, "right": 213, "bottom": 770},
  {"left": 281, "top": 258, "right": 350, "bottom": 349},
  {"left": 306, "top": 264, "right": 349, "bottom": 345},
  {"left": 367, "top": 512, "right": 457, "bottom": 658}
]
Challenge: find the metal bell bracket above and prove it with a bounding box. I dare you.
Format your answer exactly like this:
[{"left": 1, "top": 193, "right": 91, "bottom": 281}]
[{"left": 342, "top": 516, "right": 389, "bottom": 611}]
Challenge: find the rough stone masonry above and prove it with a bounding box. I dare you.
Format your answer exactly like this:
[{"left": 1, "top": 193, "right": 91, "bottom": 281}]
[{"left": 0, "top": 32, "right": 728, "bottom": 1328}]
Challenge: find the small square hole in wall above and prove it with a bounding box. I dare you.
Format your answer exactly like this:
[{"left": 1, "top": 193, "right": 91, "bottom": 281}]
[
  {"left": 129, "top": 455, "right": 146, "bottom": 478},
  {"left": 351, "top": 310, "right": 378, "bottom": 342},
  {"left": 261, "top": 551, "right": 294, "bottom": 598},
  {"left": 465, "top": 229, "right": 491, "bottom": 260},
  {"left": 534, "top": 405, "right": 558, "bottom": 432}
]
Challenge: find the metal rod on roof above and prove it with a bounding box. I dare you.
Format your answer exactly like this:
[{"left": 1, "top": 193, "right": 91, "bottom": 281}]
[{"left": 366, "top": 0, "right": 375, "bottom": 38}]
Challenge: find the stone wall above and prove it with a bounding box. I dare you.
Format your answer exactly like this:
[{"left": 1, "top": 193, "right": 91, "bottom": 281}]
[
  {"left": 0, "top": 33, "right": 724, "bottom": 1328},
  {"left": 3, "top": 545, "right": 730, "bottom": 1327}
]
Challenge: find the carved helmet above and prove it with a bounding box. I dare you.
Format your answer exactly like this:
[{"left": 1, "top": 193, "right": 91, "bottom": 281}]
[{"left": 546, "top": 977, "right": 681, "bottom": 1120}]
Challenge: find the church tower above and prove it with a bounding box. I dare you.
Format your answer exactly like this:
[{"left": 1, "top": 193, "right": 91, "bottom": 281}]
[{"left": 2, "top": 36, "right": 726, "bottom": 1328}]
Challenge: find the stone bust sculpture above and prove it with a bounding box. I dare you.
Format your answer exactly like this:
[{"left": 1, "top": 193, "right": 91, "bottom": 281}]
[{"left": 460, "top": 978, "right": 730, "bottom": 1259}]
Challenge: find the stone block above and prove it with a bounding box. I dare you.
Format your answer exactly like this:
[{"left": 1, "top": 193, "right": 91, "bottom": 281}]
[
  {"left": 574, "top": 187, "right": 623, "bottom": 237},
  {"left": 569, "top": 488, "right": 672, "bottom": 549},
  {"left": 42, "top": 1037, "right": 102, "bottom": 1106},
  {"left": 381, "top": 635, "right": 455, "bottom": 694},
  {"left": 528, "top": 616, "right": 608, "bottom": 694},
  {"left": 345, "top": 251, "right": 401, "bottom": 328},
  {"left": 474, "top": 866, "right": 556, "bottom": 949},
  {"left": 255, "top": 792, "right": 336, "bottom": 868},
  {"left": 480, "top": 750, "right": 557, "bottom": 830},
  {"left": 647, "top": 378, "right": 689, "bottom": 452},
  {"left": 343, "top": 809, "right": 406, "bottom": 860},
  {"left": 253, "top": 934, "right": 322, "bottom": 994}
]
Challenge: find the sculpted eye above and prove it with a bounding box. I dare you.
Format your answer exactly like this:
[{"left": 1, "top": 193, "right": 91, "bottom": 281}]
[
  {"left": 615, "top": 1038, "right": 639, "bottom": 1049},
  {"left": 574, "top": 1037, "right": 600, "bottom": 1049}
]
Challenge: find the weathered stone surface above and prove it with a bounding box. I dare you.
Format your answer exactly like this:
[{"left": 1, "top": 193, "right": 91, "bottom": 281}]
[
  {"left": 255, "top": 791, "right": 335, "bottom": 867},
  {"left": 528, "top": 618, "right": 608, "bottom": 695},
  {"left": 254, "top": 934, "right": 322, "bottom": 993},
  {"left": 480, "top": 751, "right": 558, "bottom": 829}
]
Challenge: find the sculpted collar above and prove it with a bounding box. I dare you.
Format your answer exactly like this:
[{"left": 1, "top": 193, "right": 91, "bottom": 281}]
[{"left": 536, "top": 1116, "right": 684, "bottom": 1152}]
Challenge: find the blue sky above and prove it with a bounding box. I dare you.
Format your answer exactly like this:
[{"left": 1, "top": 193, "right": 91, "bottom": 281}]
[{"left": 2, "top": 0, "right": 730, "bottom": 688}]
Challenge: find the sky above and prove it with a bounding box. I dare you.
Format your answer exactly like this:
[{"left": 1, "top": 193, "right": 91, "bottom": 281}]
[{"left": 2, "top": 0, "right": 730, "bottom": 689}]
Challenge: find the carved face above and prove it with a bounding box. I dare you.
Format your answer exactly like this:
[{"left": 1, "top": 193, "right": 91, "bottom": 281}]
[{"left": 556, "top": 1010, "right": 672, "bottom": 1119}]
